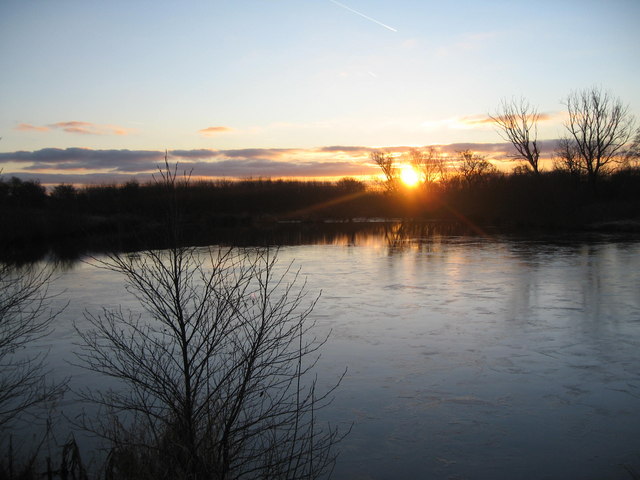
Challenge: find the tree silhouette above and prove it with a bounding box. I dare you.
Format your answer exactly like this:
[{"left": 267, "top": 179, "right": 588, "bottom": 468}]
[
  {"left": 456, "top": 150, "right": 496, "bottom": 186},
  {"left": 370, "top": 150, "right": 397, "bottom": 192},
  {"left": 553, "top": 137, "right": 582, "bottom": 178},
  {"left": 0, "top": 262, "right": 66, "bottom": 431},
  {"left": 491, "top": 97, "right": 541, "bottom": 175},
  {"left": 407, "top": 147, "right": 448, "bottom": 185},
  {"left": 563, "top": 86, "right": 636, "bottom": 194},
  {"left": 75, "top": 161, "right": 345, "bottom": 480}
]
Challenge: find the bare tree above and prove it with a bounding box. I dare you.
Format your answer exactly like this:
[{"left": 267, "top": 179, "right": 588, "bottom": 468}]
[
  {"left": 407, "top": 147, "right": 448, "bottom": 185},
  {"left": 74, "top": 161, "right": 345, "bottom": 480},
  {"left": 456, "top": 150, "right": 496, "bottom": 186},
  {"left": 370, "top": 150, "right": 397, "bottom": 192},
  {"left": 490, "top": 97, "right": 541, "bottom": 174},
  {"left": 564, "top": 86, "right": 636, "bottom": 193},
  {"left": 0, "top": 262, "right": 66, "bottom": 430}
]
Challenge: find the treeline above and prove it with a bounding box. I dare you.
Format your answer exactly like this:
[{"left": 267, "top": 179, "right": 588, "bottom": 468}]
[
  {"left": 0, "top": 176, "right": 393, "bottom": 249},
  {"left": 3, "top": 164, "right": 640, "bottom": 248},
  {"left": 395, "top": 166, "right": 640, "bottom": 230}
]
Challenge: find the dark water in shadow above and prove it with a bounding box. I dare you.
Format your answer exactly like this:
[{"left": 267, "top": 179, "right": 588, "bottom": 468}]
[{"left": 1, "top": 220, "right": 472, "bottom": 264}]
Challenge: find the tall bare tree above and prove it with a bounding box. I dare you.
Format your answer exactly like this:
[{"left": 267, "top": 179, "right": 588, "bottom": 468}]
[
  {"left": 75, "top": 161, "right": 344, "bottom": 480},
  {"left": 564, "top": 86, "right": 636, "bottom": 192},
  {"left": 490, "top": 97, "right": 541, "bottom": 174}
]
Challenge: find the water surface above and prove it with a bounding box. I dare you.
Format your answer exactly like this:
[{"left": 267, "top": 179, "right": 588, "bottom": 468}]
[{"left": 35, "top": 225, "right": 640, "bottom": 479}]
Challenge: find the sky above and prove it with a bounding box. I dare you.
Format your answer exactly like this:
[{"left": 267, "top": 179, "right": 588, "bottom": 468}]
[{"left": 1, "top": 0, "right": 639, "bottom": 184}]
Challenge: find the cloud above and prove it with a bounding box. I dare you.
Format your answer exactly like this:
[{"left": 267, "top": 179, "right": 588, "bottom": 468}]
[
  {"left": 362, "top": 141, "right": 561, "bottom": 164},
  {"left": 421, "top": 111, "right": 561, "bottom": 132},
  {"left": 50, "top": 121, "right": 134, "bottom": 135},
  {"left": 537, "top": 113, "right": 556, "bottom": 123},
  {"left": 0, "top": 147, "right": 375, "bottom": 181},
  {"left": 50, "top": 121, "right": 99, "bottom": 134},
  {"left": 170, "top": 148, "right": 299, "bottom": 161},
  {"left": 186, "top": 159, "right": 372, "bottom": 178},
  {"left": 222, "top": 148, "right": 306, "bottom": 160},
  {"left": 435, "top": 139, "right": 561, "bottom": 161},
  {"left": 15, "top": 123, "right": 51, "bottom": 132},
  {"left": 478, "top": 112, "right": 559, "bottom": 126},
  {"left": 0, "top": 141, "right": 562, "bottom": 184},
  {"left": 316, "top": 145, "right": 372, "bottom": 154},
  {"left": 170, "top": 149, "right": 219, "bottom": 159},
  {"left": 198, "top": 126, "right": 234, "bottom": 137},
  {"left": 14, "top": 121, "right": 134, "bottom": 135},
  {"left": 172, "top": 146, "right": 374, "bottom": 162},
  {"left": 456, "top": 115, "right": 495, "bottom": 127},
  {"left": 0, "top": 148, "right": 164, "bottom": 172},
  {"left": 421, "top": 114, "right": 500, "bottom": 130}
]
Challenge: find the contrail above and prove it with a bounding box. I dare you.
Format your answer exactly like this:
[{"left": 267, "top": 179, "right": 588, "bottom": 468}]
[{"left": 328, "top": 0, "right": 397, "bottom": 32}]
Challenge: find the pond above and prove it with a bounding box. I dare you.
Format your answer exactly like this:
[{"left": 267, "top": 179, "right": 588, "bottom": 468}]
[{"left": 17, "top": 223, "right": 640, "bottom": 479}]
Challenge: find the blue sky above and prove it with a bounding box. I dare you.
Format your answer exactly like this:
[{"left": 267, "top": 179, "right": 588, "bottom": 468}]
[{"left": 1, "top": 0, "right": 639, "bottom": 183}]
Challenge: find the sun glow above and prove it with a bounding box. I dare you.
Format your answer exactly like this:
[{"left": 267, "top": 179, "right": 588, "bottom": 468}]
[{"left": 400, "top": 165, "right": 420, "bottom": 187}]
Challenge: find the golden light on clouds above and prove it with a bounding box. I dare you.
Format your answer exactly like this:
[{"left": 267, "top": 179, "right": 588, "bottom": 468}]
[
  {"left": 15, "top": 123, "right": 50, "bottom": 132},
  {"left": 199, "top": 126, "right": 234, "bottom": 137},
  {"left": 15, "top": 121, "right": 134, "bottom": 135}
]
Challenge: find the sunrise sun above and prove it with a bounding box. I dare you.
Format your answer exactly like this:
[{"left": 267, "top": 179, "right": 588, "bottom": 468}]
[{"left": 400, "top": 165, "right": 420, "bottom": 187}]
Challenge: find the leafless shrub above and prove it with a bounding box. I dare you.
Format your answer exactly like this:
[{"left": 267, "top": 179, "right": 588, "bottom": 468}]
[
  {"left": 553, "top": 137, "right": 582, "bottom": 177},
  {"left": 74, "top": 160, "right": 346, "bottom": 480},
  {"left": 0, "top": 262, "right": 66, "bottom": 431},
  {"left": 456, "top": 150, "right": 497, "bottom": 186}
]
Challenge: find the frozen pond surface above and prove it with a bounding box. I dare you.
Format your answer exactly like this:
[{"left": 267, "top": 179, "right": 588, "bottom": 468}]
[{"left": 39, "top": 227, "right": 640, "bottom": 479}]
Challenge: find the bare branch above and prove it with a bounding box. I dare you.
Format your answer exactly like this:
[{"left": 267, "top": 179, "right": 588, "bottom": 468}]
[
  {"left": 75, "top": 160, "right": 346, "bottom": 479},
  {"left": 370, "top": 150, "right": 397, "bottom": 192},
  {"left": 563, "top": 86, "right": 636, "bottom": 193},
  {"left": 407, "top": 147, "right": 449, "bottom": 184},
  {"left": 490, "top": 97, "right": 541, "bottom": 174},
  {"left": 456, "top": 150, "right": 497, "bottom": 186},
  {"left": 0, "top": 263, "right": 67, "bottom": 430}
]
